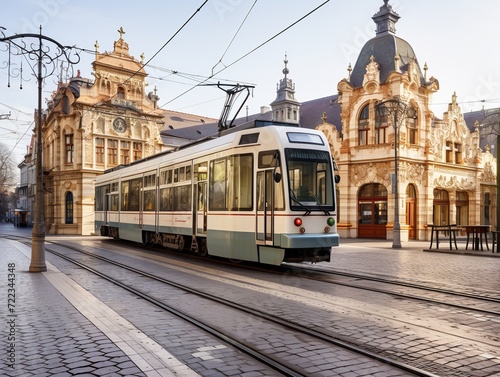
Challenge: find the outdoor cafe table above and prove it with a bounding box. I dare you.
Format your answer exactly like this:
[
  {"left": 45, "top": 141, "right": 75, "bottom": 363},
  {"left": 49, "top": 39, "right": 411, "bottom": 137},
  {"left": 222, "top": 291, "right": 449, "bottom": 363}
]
[
  {"left": 427, "top": 224, "right": 459, "bottom": 250},
  {"left": 464, "top": 225, "right": 490, "bottom": 251}
]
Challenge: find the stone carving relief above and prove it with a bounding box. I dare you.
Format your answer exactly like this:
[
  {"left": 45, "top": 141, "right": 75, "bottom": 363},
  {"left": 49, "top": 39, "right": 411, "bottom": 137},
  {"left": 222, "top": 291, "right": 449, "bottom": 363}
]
[
  {"left": 350, "top": 161, "right": 391, "bottom": 187},
  {"left": 433, "top": 175, "right": 475, "bottom": 191}
]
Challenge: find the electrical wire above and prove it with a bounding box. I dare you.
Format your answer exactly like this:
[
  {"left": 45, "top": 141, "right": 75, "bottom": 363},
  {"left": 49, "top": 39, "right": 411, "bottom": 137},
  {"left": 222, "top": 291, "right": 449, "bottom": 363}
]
[
  {"left": 211, "top": 0, "right": 258, "bottom": 76},
  {"left": 161, "top": 0, "right": 331, "bottom": 108}
]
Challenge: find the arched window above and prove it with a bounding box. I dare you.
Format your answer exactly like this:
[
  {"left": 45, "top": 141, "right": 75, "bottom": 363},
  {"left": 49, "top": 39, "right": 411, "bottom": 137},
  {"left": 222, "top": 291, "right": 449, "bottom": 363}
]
[
  {"left": 65, "top": 191, "right": 73, "bottom": 224},
  {"left": 117, "top": 86, "right": 125, "bottom": 99},
  {"left": 358, "top": 104, "right": 369, "bottom": 146},
  {"left": 433, "top": 189, "right": 449, "bottom": 225}
]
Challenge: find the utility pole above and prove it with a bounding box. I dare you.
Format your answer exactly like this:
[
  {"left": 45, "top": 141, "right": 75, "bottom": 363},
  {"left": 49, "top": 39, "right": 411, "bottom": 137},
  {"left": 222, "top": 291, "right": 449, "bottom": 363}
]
[{"left": 0, "top": 26, "right": 80, "bottom": 272}]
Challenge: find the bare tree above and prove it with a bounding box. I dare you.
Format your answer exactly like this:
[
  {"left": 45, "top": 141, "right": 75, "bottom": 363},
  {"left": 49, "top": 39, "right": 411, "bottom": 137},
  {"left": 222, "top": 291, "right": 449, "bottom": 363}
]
[{"left": 0, "top": 143, "right": 16, "bottom": 193}]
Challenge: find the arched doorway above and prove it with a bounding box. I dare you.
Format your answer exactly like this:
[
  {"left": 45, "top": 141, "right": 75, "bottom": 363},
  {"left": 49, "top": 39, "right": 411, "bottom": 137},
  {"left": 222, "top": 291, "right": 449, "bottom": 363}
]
[
  {"left": 358, "top": 183, "right": 387, "bottom": 238},
  {"left": 406, "top": 184, "right": 417, "bottom": 239}
]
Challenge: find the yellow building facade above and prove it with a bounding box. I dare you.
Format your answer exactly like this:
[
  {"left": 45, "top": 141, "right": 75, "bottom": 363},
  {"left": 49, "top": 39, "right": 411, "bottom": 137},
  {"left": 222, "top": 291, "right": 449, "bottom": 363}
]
[
  {"left": 323, "top": 1, "right": 497, "bottom": 240},
  {"left": 40, "top": 31, "right": 214, "bottom": 235}
]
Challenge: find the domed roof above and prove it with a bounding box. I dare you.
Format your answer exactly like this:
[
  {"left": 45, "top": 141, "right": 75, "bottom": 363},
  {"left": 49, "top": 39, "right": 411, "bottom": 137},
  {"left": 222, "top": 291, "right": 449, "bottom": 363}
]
[{"left": 349, "top": 0, "right": 424, "bottom": 87}]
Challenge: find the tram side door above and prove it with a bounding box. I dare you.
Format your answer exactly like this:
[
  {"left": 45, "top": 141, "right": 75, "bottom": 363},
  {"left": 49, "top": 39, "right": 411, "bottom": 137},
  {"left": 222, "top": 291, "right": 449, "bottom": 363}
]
[
  {"left": 193, "top": 181, "right": 207, "bottom": 236},
  {"left": 256, "top": 170, "right": 274, "bottom": 245}
]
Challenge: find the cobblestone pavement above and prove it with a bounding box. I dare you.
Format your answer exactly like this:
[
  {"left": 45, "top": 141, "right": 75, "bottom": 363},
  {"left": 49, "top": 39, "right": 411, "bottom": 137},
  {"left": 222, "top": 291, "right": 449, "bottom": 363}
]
[{"left": 1, "top": 223, "right": 500, "bottom": 376}]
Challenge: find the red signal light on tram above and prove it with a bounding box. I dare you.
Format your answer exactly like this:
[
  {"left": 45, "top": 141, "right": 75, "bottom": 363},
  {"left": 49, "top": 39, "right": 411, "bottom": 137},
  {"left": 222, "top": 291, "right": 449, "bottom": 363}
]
[{"left": 294, "top": 218, "right": 302, "bottom": 227}]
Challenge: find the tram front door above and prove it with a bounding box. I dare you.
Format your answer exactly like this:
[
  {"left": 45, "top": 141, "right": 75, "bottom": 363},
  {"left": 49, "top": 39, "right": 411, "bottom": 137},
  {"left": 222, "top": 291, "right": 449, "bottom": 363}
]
[{"left": 256, "top": 170, "right": 274, "bottom": 245}]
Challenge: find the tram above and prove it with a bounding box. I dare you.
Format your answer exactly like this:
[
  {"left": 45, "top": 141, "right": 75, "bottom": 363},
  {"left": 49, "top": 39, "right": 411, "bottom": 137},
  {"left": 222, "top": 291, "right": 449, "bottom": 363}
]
[{"left": 95, "top": 120, "right": 340, "bottom": 265}]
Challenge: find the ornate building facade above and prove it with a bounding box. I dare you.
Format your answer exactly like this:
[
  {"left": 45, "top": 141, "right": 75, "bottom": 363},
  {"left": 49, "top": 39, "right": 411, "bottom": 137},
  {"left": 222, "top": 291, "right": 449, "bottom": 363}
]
[
  {"left": 37, "top": 30, "right": 214, "bottom": 235},
  {"left": 328, "top": 1, "right": 497, "bottom": 240}
]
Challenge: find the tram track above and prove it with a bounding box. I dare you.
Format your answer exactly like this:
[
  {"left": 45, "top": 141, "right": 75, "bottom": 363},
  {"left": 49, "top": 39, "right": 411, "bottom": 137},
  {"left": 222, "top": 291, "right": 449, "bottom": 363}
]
[
  {"left": 30, "top": 238, "right": 438, "bottom": 377},
  {"left": 6, "top": 233, "right": 499, "bottom": 376},
  {"left": 285, "top": 264, "right": 500, "bottom": 317}
]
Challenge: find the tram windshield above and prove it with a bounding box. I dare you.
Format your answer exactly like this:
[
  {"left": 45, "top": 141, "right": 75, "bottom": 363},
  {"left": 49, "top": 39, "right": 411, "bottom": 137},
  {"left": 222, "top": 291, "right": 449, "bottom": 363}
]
[{"left": 285, "top": 148, "right": 335, "bottom": 210}]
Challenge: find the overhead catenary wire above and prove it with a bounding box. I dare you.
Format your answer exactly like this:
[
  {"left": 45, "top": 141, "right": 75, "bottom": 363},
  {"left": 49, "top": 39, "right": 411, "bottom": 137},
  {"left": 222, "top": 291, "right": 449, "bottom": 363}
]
[{"left": 161, "top": 0, "right": 331, "bottom": 108}]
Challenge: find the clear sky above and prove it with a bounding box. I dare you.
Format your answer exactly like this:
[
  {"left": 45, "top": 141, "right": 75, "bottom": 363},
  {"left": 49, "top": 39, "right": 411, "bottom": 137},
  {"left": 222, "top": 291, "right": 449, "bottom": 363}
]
[{"left": 1, "top": 0, "right": 499, "bottom": 163}]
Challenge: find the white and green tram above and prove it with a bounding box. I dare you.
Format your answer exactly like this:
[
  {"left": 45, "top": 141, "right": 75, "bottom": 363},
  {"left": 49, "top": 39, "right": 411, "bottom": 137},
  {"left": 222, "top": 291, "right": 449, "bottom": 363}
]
[{"left": 95, "top": 120, "right": 340, "bottom": 265}]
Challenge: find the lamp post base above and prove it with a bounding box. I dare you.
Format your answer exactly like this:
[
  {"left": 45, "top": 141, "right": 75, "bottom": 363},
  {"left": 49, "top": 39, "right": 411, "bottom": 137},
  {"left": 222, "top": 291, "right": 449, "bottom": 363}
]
[{"left": 30, "top": 225, "right": 47, "bottom": 272}]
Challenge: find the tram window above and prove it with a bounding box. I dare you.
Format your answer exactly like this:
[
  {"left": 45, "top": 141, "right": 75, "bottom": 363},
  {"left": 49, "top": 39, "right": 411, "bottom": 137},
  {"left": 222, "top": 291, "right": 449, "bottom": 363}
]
[
  {"left": 95, "top": 186, "right": 106, "bottom": 211},
  {"left": 259, "top": 150, "right": 278, "bottom": 168},
  {"left": 121, "top": 181, "right": 129, "bottom": 210},
  {"left": 110, "top": 193, "right": 118, "bottom": 211},
  {"left": 186, "top": 165, "right": 192, "bottom": 181},
  {"left": 144, "top": 173, "right": 156, "bottom": 187},
  {"left": 286, "top": 149, "right": 334, "bottom": 208},
  {"left": 209, "top": 158, "right": 227, "bottom": 210},
  {"left": 229, "top": 154, "right": 253, "bottom": 210},
  {"left": 160, "top": 188, "right": 173, "bottom": 211},
  {"left": 174, "top": 168, "right": 179, "bottom": 183},
  {"left": 159, "top": 170, "right": 167, "bottom": 185},
  {"left": 121, "top": 178, "right": 141, "bottom": 211},
  {"left": 239, "top": 133, "right": 259, "bottom": 145},
  {"left": 287, "top": 132, "right": 324, "bottom": 145},
  {"left": 209, "top": 154, "right": 253, "bottom": 211},
  {"left": 195, "top": 162, "right": 208, "bottom": 181},
  {"left": 174, "top": 185, "right": 191, "bottom": 211},
  {"left": 143, "top": 190, "right": 156, "bottom": 211},
  {"left": 178, "top": 167, "right": 185, "bottom": 182}
]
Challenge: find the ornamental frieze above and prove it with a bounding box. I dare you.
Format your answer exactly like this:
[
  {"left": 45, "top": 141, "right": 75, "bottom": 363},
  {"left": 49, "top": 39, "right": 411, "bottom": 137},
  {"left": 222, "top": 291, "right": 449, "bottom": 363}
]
[{"left": 433, "top": 175, "right": 475, "bottom": 191}]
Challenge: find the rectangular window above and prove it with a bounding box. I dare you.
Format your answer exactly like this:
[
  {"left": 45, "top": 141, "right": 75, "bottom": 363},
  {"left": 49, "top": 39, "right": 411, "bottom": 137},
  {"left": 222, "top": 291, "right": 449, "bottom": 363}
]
[
  {"left": 159, "top": 187, "right": 172, "bottom": 211},
  {"left": 144, "top": 173, "right": 156, "bottom": 187},
  {"left": 209, "top": 154, "right": 253, "bottom": 211},
  {"left": 65, "top": 134, "right": 74, "bottom": 164},
  {"left": 133, "top": 142, "right": 142, "bottom": 161},
  {"left": 143, "top": 190, "right": 156, "bottom": 211},
  {"left": 445, "top": 141, "right": 453, "bottom": 162},
  {"left": 375, "top": 124, "right": 387, "bottom": 144},
  {"left": 209, "top": 158, "right": 227, "bottom": 210},
  {"left": 407, "top": 118, "right": 417, "bottom": 145},
  {"left": 174, "top": 185, "right": 191, "bottom": 211},
  {"left": 358, "top": 121, "right": 369, "bottom": 146},
  {"left": 108, "top": 139, "right": 118, "bottom": 165},
  {"left": 454, "top": 143, "right": 462, "bottom": 164},
  {"left": 96, "top": 138, "right": 104, "bottom": 164},
  {"left": 121, "top": 178, "right": 141, "bottom": 211},
  {"left": 120, "top": 141, "right": 130, "bottom": 165}
]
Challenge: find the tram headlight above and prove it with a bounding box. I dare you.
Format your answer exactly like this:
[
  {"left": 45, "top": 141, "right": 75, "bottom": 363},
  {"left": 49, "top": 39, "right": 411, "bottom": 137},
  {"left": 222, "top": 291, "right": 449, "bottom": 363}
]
[
  {"left": 327, "top": 217, "right": 335, "bottom": 226},
  {"left": 324, "top": 226, "right": 330, "bottom": 233},
  {"left": 294, "top": 218, "right": 302, "bottom": 227},
  {"left": 300, "top": 227, "right": 306, "bottom": 233}
]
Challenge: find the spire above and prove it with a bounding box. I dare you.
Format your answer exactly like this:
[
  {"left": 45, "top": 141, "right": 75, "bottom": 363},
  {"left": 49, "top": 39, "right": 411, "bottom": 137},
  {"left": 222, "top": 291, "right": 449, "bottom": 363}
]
[
  {"left": 270, "top": 54, "right": 300, "bottom": 124},
  {"left": 282, "top": 53, "right": 289, "bottom": 80},
  {"left": 372, "top": 0, "right": 400, "bottom": 35}
]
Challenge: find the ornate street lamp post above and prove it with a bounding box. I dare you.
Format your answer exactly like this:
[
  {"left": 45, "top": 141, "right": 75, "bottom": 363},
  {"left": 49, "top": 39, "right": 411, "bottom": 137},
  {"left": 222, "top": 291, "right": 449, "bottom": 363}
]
[
  {"left": 0, "top": 26, "right": 80, "bottom": 271},
  {"left": 375, "top": 98, "right": 412, "bottom": 249}
]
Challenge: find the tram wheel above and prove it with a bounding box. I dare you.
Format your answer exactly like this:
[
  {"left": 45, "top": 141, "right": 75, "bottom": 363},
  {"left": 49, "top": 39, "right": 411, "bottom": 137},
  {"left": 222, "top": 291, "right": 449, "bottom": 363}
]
[
  {"left": 177, "top": 235, "right": 185, "bottom": 250},
  {"left": 198, "top": 239, "right": 209, "bottom": 257}
]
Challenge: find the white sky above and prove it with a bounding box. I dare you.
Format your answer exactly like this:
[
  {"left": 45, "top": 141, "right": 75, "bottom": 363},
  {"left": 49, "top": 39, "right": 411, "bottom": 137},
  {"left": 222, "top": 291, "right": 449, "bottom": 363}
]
[{"left": 1, "top": 0, "right": 500, "bottom": 163}]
